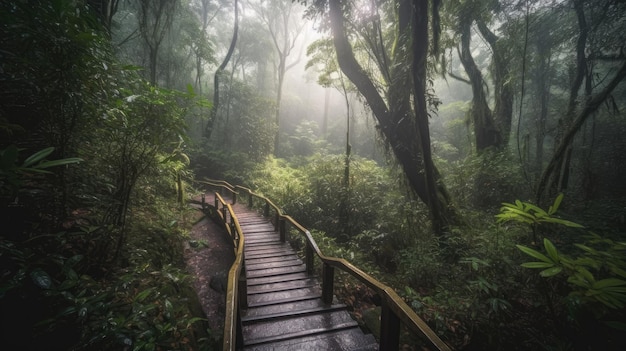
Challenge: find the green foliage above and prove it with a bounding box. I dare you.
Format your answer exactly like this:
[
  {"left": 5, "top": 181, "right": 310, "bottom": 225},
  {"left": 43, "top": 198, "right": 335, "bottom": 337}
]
[
  {"left": 518, "top": 236, "right": 626, "bottom": 311},
  {"left": 441, "top": 149, "right": 527, "bottom": 208},
  {"left": 0, "top": 197, "right": 211, "bottom": 350},
  {"left": 0, "top": 146, "right": 82, "bottom": 197},
  {"left": 210, "top": 78, "right": 276, "bottom": 161},
  {"left": 494, "top": 193, "right": 626, "bottom": 348},
  {"left": 0, "top": 2, "right": 211, "bottom": 350},
  {"left": 496, "top": 194, "right": 584, "bottom": 229}
]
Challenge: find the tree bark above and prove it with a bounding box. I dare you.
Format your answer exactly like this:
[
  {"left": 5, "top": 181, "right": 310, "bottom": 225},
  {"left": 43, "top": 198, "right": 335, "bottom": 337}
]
[
  {"left": 458, "top": 16, "right": 502, "bottom": 151},
  {"left": 476, "top": 20, "right": 513, "bottom": 144},
  {"left": 411, "top": 0, "right": 445, "bottom": 234},
  {"left": 536, "top": 60, "right": 626, "bottom": 202},
  {"left": 329, "top": 0, "right": 457, "bottom": 233},
  {"left": 204, "top": 0, "right": 239, "bottom": 140}
]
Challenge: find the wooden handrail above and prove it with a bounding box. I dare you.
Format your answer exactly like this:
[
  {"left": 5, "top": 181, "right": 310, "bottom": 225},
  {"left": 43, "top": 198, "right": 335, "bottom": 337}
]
[
  {"left": 224, "top": 183, "right": 451, "bottom": 351},
  {"left": 197, "top": 179, "right": 238, "bottom": 204},
  {"left": 199, "top": 189, "right": 245, "bottom": 350}
]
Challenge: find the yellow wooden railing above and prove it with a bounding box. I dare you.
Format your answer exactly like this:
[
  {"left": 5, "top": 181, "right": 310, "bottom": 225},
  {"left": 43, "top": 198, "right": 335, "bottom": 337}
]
[{"left": 198, "top": 179, "right": 451, "bottom": 351}]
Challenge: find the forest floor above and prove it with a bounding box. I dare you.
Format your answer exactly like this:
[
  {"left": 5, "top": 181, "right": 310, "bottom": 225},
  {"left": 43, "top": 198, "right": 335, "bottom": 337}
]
[{"left": 183, "top": 198, "right": 234, "bottom": 333}]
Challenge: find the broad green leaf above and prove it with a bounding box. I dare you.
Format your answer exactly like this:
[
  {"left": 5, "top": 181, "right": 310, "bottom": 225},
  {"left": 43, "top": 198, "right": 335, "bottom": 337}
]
[
  {"left": 541, "top": 217, "right": 584, "bottom": 228},
  {"left": 517, "top": 245, "right": 553, "bottom": 264},
  {"left": 501, "top": 207, "right": 536, "bottom": 221},
  {"left": 22, "top": 147, "right": 54, "bottom": 167},
  {"left": 577, "top": 267, "right": 595, "bottom": 284},
  {"left": 548, "top": 193, "right": 564, "bottom": 215},
  {"left": 515, "top": 199, "right": 523, "bottom": 209},
  {"left": 521, "top": 262, "right": 554, "bottom": 269},
  {"left": 543, "top": 238, "right": 559, "bottom": 262},
  {"left": 574, "top": 257, "right": 600, "bottom": 269},
  {"left": 33, "top": 158, "right": 83, "bottom": 169},
  {"left": 16, "top": 167, "right": 53, "bottom": 174},
  {"left": 593, "top": 278, "right": 626, "bottom": 289},
  {"left": 524, "top": 202, "right": 546, "bottom": 216},
  {"left": 609, "top": 266, "right": 626, "bottom": 279},
  {"left": 135, "top": 288, "right": 154, "bottom": 302},
  {"left": 574, "top": 244, "right": 597, "bottom": 254},
  {"left": 540, "top": 266, "right": 563, "bottom": 277}
]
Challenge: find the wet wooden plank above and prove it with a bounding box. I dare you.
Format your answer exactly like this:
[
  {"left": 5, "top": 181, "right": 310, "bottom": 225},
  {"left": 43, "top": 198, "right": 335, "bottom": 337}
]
[
  {"left": 220, "top": 195, "right": 378, "bottom": 350},
  {"left": 242, "top": 328, "right": 378, "bottom": 351},
  {"left": 245, "top": 264, "right": 307, "bottom": 279},
  {"left": 246, "top": 277, "right": 319, "bottom": 295},
  {"left": 246, "top": 258, "right": 303, "bottom": 271},
  {"left": 243, "top": 310, "right": 359, "bottom": 346},
  {"left": 246, "top": 272, "right": 311, "bottom": 286}
]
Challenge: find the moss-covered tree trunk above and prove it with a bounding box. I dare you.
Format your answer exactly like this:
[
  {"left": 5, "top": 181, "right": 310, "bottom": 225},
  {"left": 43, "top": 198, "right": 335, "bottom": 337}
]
[{"left": 329, "top": 0, "right": 458, "bottom": 234}]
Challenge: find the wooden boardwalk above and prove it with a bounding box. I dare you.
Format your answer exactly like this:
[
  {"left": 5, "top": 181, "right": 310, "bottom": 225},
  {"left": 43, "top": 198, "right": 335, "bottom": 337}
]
[{"left": 231, "top": 201, "right": 379, "bottom": 350}]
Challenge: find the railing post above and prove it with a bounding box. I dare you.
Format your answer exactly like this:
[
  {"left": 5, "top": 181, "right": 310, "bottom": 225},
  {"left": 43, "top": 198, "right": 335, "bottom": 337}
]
[
  {"left": 222, "top": 206, "right": 227, "bottom": 223},
  {"left": 248, "top": 192, "right": 253, "bottom": 208},
  {"left": 305, "top": 242, "right": 314, "bottom": 275},
  {"left": 201, "top": 194, "right": 205, "bottom": 210},
  {"left": 279, "top": 217, "right": 286, "bottom": 242},
  {"left": 238, "top": 260, "right": 248, "bottom": 309},
  {"left": 379, "top": 301, "right": 400, "bottom": 351},
  {"left": 322, "top": 263, "right": 334, "bottom": 304},
  {"left": 232, "top": 191, "right": 237, "bottom": 205},
  {"left": 214, "top": 194, "right": 218, "bottom": 209},
  {"left": 236, "top": 309, "right": 244, "bottom": 349},
  {"left": 264, "top": 201, "right": 269, "bottom": 217}
]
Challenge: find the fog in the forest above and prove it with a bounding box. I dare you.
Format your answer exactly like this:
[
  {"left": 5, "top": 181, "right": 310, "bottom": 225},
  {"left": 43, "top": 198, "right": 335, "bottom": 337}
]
[{"left": 2, "top": 0, "right": 625, "bottom": 350}]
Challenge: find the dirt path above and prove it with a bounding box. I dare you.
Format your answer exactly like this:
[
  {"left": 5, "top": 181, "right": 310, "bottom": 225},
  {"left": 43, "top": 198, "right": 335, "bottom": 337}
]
[{"left": 183, "top": 201, "right": 234, "bottom": 332}]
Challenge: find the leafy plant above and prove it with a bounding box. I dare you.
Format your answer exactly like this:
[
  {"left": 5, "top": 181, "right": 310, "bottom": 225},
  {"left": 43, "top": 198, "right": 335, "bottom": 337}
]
[
  {"left": 496, "top": 194, "right": 583, "bottom": 242},
  {"left": 496, "top": 194, "right": 583, "bottom": 228},
  {"left": 518, "top": 237, "right": 626, "bottom": 311},
  {"left": 0, "top": 145, "right": 82, "bottom": 197}
]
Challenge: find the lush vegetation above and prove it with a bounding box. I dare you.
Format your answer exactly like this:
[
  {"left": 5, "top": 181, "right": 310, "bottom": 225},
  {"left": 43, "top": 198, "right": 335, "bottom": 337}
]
[
  {"left": 2, "top": 0, "right": 625, "bottom": 350},
  {"left": 1, "top": 1, "right": 214, "bottom": 350}
]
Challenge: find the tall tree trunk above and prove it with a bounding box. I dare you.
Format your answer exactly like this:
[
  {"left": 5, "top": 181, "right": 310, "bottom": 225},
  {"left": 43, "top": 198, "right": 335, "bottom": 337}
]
[
  {"left": 149, "top": 45, "right": 158, "bottom": 85},
  {"left": 411, "top": 0, "right": 444, "bottom": 234},
  {"left": 458, "top": 16, "right": 502, "bottom": 151},
  {"left": 537, "top": 0, "right": 589, "bottom": 201},
  {"left": 322, "top": 88, "right": 330, "bottom": 139},
  {"left": 274, "top": 55, "right": 286, "bottom": 153},
  {"left": 204, "top": 0, "right": 239, "bottom": 140},
  {"left": 329, "top": 0, "right": 457, "bottom": 234},
  {"left": 533, "top": 28, "right": 552, "bottom": 180},
  {"left": 88, "top": 0, "right": 120, "bottom": 34},
  {"left": 536, "top": 60, "right": 626, "bottom": 202},
  {"left": 476, "top": 20, "right": 513, "bottom": 145}
]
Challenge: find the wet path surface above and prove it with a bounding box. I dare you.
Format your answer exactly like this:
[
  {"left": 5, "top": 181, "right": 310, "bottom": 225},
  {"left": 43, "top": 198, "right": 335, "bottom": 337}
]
[{"left": 229, "top": 199, "right": 379, "bottom": 350}]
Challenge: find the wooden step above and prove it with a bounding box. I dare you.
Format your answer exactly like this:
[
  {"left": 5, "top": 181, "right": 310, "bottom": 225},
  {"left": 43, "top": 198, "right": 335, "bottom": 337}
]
[
  {"left": 247, "top": 277, "right": 318, "bottom": 295},
  {"left": 246, "top": 258, "right": 303, "bottom": 271},
  {"left": 246, "top": 238, "right": 280, "bottom": 246},
  {"left": 244, "top": 297, "right": 338, "bottom": 318},
  {"left": 245, "top": 250, "right": 296, "bottom": 260},
  {"left": 246, "top": 255, "right": 301, "bottom": 265},
  {"left": 246, "top": 272, "right": 312, "bottom": 286},
  {"left": 246, "top": 264, "right": 307, "bottom": 279},
  {"left": 242, "top": 327, "right": 378, "bottom": 351},
  {"left": 208, "top": 191, "right": 379, "bottom": 350},
  {"left": 242, "top": 303, "right": 346, "bottom": 323},
  {"left": 244, "top": 243, "right": 291, "bottom": 252},
  {"left": 247, "top": 286, "right": 322, "bottom": 307},
  {"left": 243, "top": 310, "right": 360, "bottom": 346}
]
